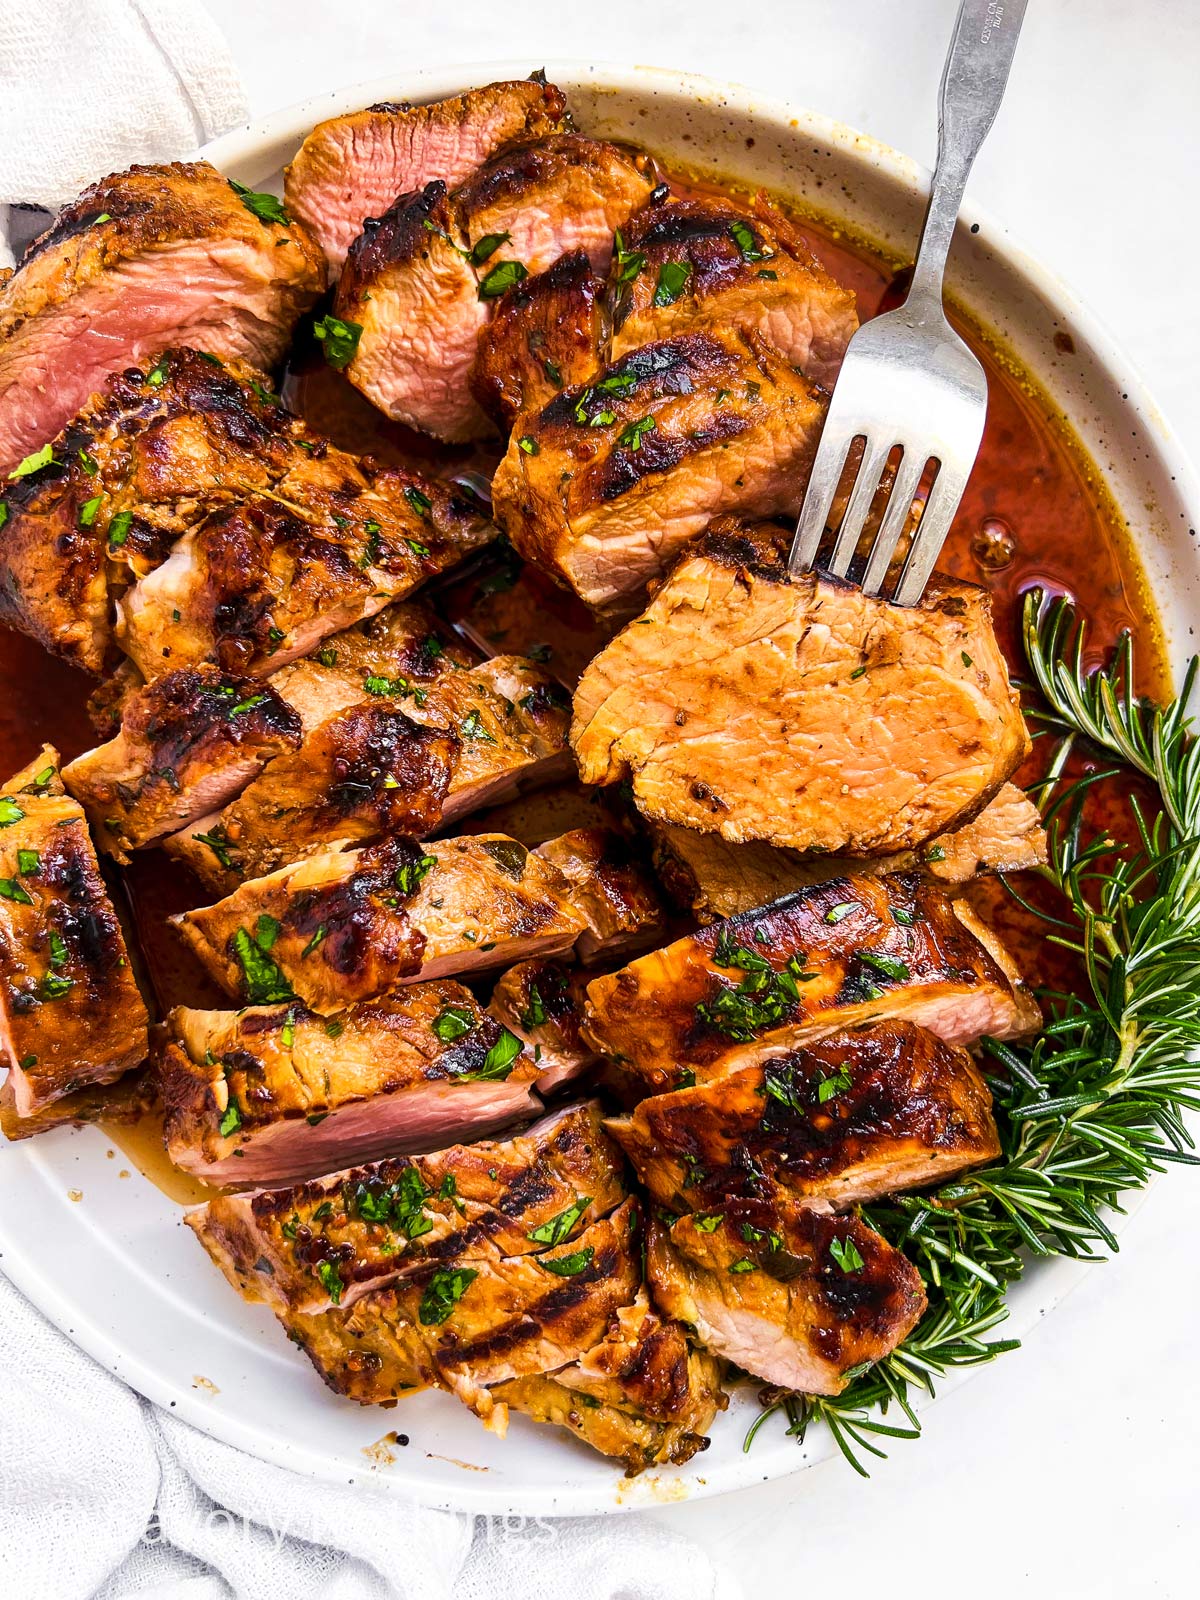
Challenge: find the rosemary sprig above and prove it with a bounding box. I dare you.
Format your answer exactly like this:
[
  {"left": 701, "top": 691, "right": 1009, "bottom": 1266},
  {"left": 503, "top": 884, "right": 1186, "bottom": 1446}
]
[{"left": 749, "top": 589, "right": 1200, "bottom": 1473}]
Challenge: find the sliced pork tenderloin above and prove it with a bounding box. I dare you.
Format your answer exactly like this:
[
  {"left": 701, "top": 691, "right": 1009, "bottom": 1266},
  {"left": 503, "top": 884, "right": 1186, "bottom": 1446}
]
[
  {"left": 491, "top": 334, "right": 825, "bottom": 613},
  {"left": 173, "top": 833, "right": 587, "bottom": 1011},
  {"left": 0, "top": 1063, "right": 153, "bottom": 1141},
  {"left": 572, "top": 519, "right": 1029, "bottom": 852},
  {"left": 283, "top": 78, "right": 568, "bottom": 273},
  {"left": 160, "top": 983, "right": 541, "bottom": 1186},
  {"left": 488, "top": 958, "right": 601, "bottom": 1095},
  {"left": 0, "top": 746, "right": 148, "bottom": 1119},
  {"left": 534, "top": 827, "right": 668, "bottom": 965},
  {"left": 582, "top": 871, "right": 1039, "bottom": 1093},
  {"left": 62, "top": 666, "right": 302, "bottom": 862},
  {"left": 0, "top": 163, "right": 323, "bottom": 474}
]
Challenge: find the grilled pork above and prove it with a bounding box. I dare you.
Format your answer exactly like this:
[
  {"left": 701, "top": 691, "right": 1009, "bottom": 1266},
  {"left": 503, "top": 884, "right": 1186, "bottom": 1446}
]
[
  {"left": 174, "top": 833, "right": 586, "bottom": 1010},
  {"left": 611, "top": 193, "right": 858, "bottom": 388},
  {"left": 0, "top": 1064, "right": 153, "bottom": 1141},
  {"left": 572, "top": 519, "right": 1029, "bottom": 852},
  {"left": 160, "top": 984, "right": 541, "bottom": 1185},
  {"left": 185, "top": 1101, "right": 625, "bottom": 1306},
  {"left": 535, "top": 828, "right": 667, "bottom": 964},
  {"left": 471, "top": 251, "right": 604, "bottom": 429},
  {"left": 0, "top": 162, "right": 323, "bottom": 474},
  {"left": 336, "top": 138, "right": 651, "bottom": 443},
  {"left": 488, "top": 958, "right": 601, "bottom": 1094},
  {"left": 0, "top": 746, "right": 148, "bottom": 1118},
  {"left": 646, "top": 1198, "right": 925, "bottom": 1394},
  {"left": 609, "top": 1019, "right": 1000, "bottom": 1210},
  {"left": 582, "top": 871, "right": 1039, "bottom": 1092},
  {"left": 62, "top": 667, "right": 302, "bottom": 861},
  {"left": 493, "top": 1292, "right": 724, "bottom": 1474},
  {"left": 491, "top": 334, "right": 825, "bottom": 612},
  {"left": 651, "top": 781, "right": 1048, "bottom": 922},
  {"left": 284, "top": 78, "right": 568, "bottom": 271}
]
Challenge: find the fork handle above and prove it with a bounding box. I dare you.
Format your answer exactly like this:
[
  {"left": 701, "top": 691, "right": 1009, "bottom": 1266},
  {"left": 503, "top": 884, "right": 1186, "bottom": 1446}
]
[{"left": 907, "top": 0, "right": 1028, "bottom": 308}]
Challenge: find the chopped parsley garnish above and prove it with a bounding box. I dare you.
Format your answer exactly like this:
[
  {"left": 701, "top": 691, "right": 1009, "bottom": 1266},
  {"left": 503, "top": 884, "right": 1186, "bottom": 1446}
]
[
  {"left": 478, "top": 259, "right": 528, "bottom": 299},
  {"left": 693, "top": 1212, "right": 724, "bottom": 1232},
  {"left": 218, "top": 1099, "right": 243, "bottom": 1138},
  {"left": 227, "top": 693, "right": 268, "bottom": 719},
  {"left": 860, "top": 950, "right": 911, "bottom": 983},
  {"left": 469, "top": 231, "right": 510, "bottom": 265},
  {"left": 107, "top": 510, "right": 133, "bottom": 548},
  {"left": 255, "top": 914, "right": 280, "bottom": 949},
  {"left": 816, "top": 1067, "right": 854, "bottom": 1104},
  {"left": 0, "top": 796, "right": 25, "bottom": 826},
  {"left": 528, "top": 1195, "right": 591, "bottom": 1247},
  {"left": 363, "top": 673, "right": 405, "bottom": 697},
  {"left": 78, "top": 448, "right": 98, "bottom": 475},
  {"left": 404, "top": 486, "right": 432, "bottom": 519},
  {"left": 232, "top": 926, "right": 294, "bottom": 1005},
  {"left": 40, "top": 971, "right": 73, "bottom": 1000},
  {"left": 892, "top": 906, "right": 915, "bottom": 926},
  {"left": 324, "top": 1018, "right": 344, "bottom": 1039},
  {"left": 301, "top": 925, "right": 327, "bottom": 960},
  {"left": 0, "top": 502, "right": 7, "bottom": 529},
  {"left": 418, "top": 1266, "right": 477, "bottom": 1325},
  {"left": 962, "top": 651, "right": 974, "bottom": 668},
  {"left": 538, "top": 1246, "right": 594, "bottom": 1277},
  {"left": 78, "top": 495, "right": 103, "bottom": 528},
  {"left": 471, "top": 1027, "right": 523, "bottom": 1081},
  {"left": 312, "top": 314, "right": 362, "bottom": 369},
  {"left": 652, "top": 260, "right": 691, "bottom": 307},
  {"left": 280, "top": 1008, "right": 297, "bottom": 1049},
  {"left": 193, "top": 830, "right": 236, "bottom": 869},
  {"left": 757, "top": 268, "right": 779, "bottom": 281},
  {"left": 229, "top": 179, "right": 291, "bottom": 225},
  {"left": 850, "top": 665, "right": 867, "bottom": 680},
  {"left": 315, "top": 1259, "right": 344, "bottom": 1305},
  {"left": 520, "top": 981, "right": 547, "bottom": 1030},
  {"left": 0, "top": 877, "right": 33, "bottom": 905},
  {"left": 146, "top": 357, "right": 169, "bottom": 387},
  {"left": 8, "top": 444, "right": 54, "bottom": 479},
  {"left": 729, "top": 219, "right": 770, "bottom": 261},
  {"left": 29, "top": 765, "right": 55, "bottom": 792},
  {"left": 824, "top": 901, "right": 860, "bottom": 924},
  {"left": 829, "top": 1236, "right": 865, "bottom": 1274},
  {"left": 432, "top": 1004, "right": 475, "bottom": 1043},
  {"left": 517, "top": 435, "right": 539, "bottom": 455},
  {"left": 763, "top": 1058, "right": 807, "bottom": 1114},
  {"left": 612, "top": 229, "right": 646, "bottom": 286},
  {"left": 394, "top": 853, "right": 436, "bottom": 896},
  {"left": 405, "top": 536, "right": 430, "bottom": 559},
  {"left": 697, "top": 937, "right": 814, "bottom": 1042},
  {"left": 728, "top": 1258, "right": 757, "bottom": 1274},
  {"left": 460, "top": 708, "right": 496, "bottom": 743},
  {"left": 926, "top": 845, "right": 946, "bottom": 862},
  {"left": 316, "top": 646, "right": 338, "bottom": 668},
  {"left": 48, "top": 931, "right": 68, "bottom": 969},
  {"left": 16, "top": 849, "right": 39, "bottom": 876},
  {"left": 617, "top": 415, "right": 656, "bottom": 451}
]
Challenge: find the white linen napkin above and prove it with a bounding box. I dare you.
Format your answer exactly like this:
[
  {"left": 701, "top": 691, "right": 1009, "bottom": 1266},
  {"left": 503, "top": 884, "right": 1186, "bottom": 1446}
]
[{"left": 0, "top": 6, "right": 740, "bottom": 1595}]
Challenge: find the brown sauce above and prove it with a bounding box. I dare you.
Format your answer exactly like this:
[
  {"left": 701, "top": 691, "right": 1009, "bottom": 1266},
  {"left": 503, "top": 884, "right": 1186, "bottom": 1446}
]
[{"left": 0, "top": 158, "right": 1171, "bottom": 1195}]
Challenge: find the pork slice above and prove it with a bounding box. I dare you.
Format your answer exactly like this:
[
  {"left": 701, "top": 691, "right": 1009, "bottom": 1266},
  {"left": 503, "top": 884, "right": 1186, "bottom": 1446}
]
[
  {"left": 646, "top": 1198, "right": 925, "bottom": 1394},
  {"left": 608, "top": 1018, "right": 1000, "bottom": 1212},
  {"left": 470, "top": 251, "right": 604, "bottom": 430},
  {"left": 173, "top": 832, "right": 586, "bottom": 1011},
  {"left": 160, "top": 982, "right": 542, "bottom": 1186},
  {"left": 650, "top": 782, "right": 1048, "bottom": 923},
  {"left": 0, "top": 162, "right": 324, "bottom": 473},
  {"left": 491, "top": 1291, "right": 725, "bottom": 1474},
  {"left": 453, "top": 135, "right": 653, "bottom": 282},
  {"left": 488, "top": 958, "right": 601, "bottom": 1095},
  {"left": 283, "top": 79, "right": 568, "bottom": 273},
  {"left": 611, "top": 192, "right": 858, "bottom": 388},
  {"left": 164, "top": 704, "right": 458, "bottom": 893},
  {"left": 62, "top": 666, "right": 302, "bottom": 862},
  {"left": 336, "top": 183, "right": 492, "bottom": 442},
  {"left": 0, "top": 1064, "right": 153, "bottom": 1141},
  {"left": 534, "top": 828, "right": 667, "bottom": 965},
  {"left": 572, "top": 518, "right": 1030, "bottom": 853},
  {"left": 184, "top": 1100, "right": 625, "bottom": 1308},
  {"left": 582, "top": 870, "right": 1039, "bottom": 1093},
  {"left": 491, "top": 333, "right": 825, "bottom": 613},
  {"left": 116, "top": 464, "right": 493, "bottom": 680},
  {"left": 0, "top": 747, "right": 148, "bottom": 1117}
]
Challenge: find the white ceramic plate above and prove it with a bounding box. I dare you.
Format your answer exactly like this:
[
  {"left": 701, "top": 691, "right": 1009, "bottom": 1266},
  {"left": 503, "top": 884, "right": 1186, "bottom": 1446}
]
[{"left": 2, "top": 61, "right": 1197, "bottom": 1516}]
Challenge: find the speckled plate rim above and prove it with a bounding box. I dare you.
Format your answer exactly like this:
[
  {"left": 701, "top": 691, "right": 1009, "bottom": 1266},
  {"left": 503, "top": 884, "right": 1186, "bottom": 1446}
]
[{"left": 1, "top": 60, "right": 1196, "bottom": 1518}]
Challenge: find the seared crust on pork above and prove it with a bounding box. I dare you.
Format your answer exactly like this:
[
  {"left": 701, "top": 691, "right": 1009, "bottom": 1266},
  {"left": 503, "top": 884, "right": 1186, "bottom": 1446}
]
[
  {"left": 572, "top": 519, "right": 1030, "bottom": 853},
  {"left": 488, "top": 958, "right": 601, "bottom": 1095},
  {"left": 534, "top": 827, "right": 667, "bottom": 964},
  {"left": 583, "top": 871, "right": 1039, "bottom": 1092}
]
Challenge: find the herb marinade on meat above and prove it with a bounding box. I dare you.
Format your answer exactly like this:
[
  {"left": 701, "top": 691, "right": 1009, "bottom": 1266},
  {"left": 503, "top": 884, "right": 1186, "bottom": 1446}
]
[{"left": 0, "top": 72, "right": 1191, "bottom": 1480}]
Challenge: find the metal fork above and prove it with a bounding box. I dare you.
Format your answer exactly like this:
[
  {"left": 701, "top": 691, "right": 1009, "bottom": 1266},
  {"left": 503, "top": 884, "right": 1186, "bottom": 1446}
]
[{"left": 789, "top": 0, "right": 1028, "bottom": 604}]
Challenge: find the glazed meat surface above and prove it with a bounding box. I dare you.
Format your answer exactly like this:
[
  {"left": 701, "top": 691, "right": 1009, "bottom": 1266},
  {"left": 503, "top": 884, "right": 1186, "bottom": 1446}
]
[
  {"left": 611, "top": 192, "right": 858, "bottom": 388},
  {"left": 583, "top": 871, "right": 1039, "bottom": 1092},
  {"left": 174, "top": 833, "right": 587, "bottom": 1011},
  {"left": 471, "top": 251, "right": 604, "bottom": 429},
  {"left": 609, "top": 1019, "right": 1000, "bottom": 1211},
  {"left": 336, "top": 139, "right": 651, "bottom": 443},
  {"left": 0, "top": 162, "right": 323, "bottom": 473},
  {"left": 491, "top": 335, "right": 825, "bottom": 613},
  {"left": 62, "top": 666, "right": 302, "bottom": 862},
  {"left": 284, "top": 79, "right": 568, "bottom": 271},
  {"left": 646, "top": 1199, "right": 925, "bottom": 1394},
  {"left": 572, "top": 520, "right": 1030, "bottom": 852},
  {"left": 161, "top": 983, "right": 539, "bottom": 1184},
  {"left": 534, "top": 828, "right": 667, "bottom": 964},
  {"left": 186, "top": 1101, "right": 625, "bottom": 1307},
  {"left": 0, "top": 747, "right": 148, "bottom": 1117},
  {"left": 651, "top": 781, "right": 1048, "bottom": 922},
  {"left": 488, "top": 958, "right": 601, "bottom": 1095}
]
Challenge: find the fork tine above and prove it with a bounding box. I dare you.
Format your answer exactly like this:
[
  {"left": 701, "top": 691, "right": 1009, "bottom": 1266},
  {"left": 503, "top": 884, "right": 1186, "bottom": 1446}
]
[
  {"left": 788, "top": 426, "right": 856, "bottom": 576},
  {"left": 860, "top": 450, "right": 928, "bottom": 596},
  {"left": 892, "top": 460, "right": 967, "bottom": 605},
  {"left": 824, "top": 438, "right": 894, "bottom": 578}
]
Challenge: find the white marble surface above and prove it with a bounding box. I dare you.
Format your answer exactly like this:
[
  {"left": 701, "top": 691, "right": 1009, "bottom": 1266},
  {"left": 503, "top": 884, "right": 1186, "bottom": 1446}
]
[{"left": 200, "top": 2, "right": 1200, "bottom": 1592}]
